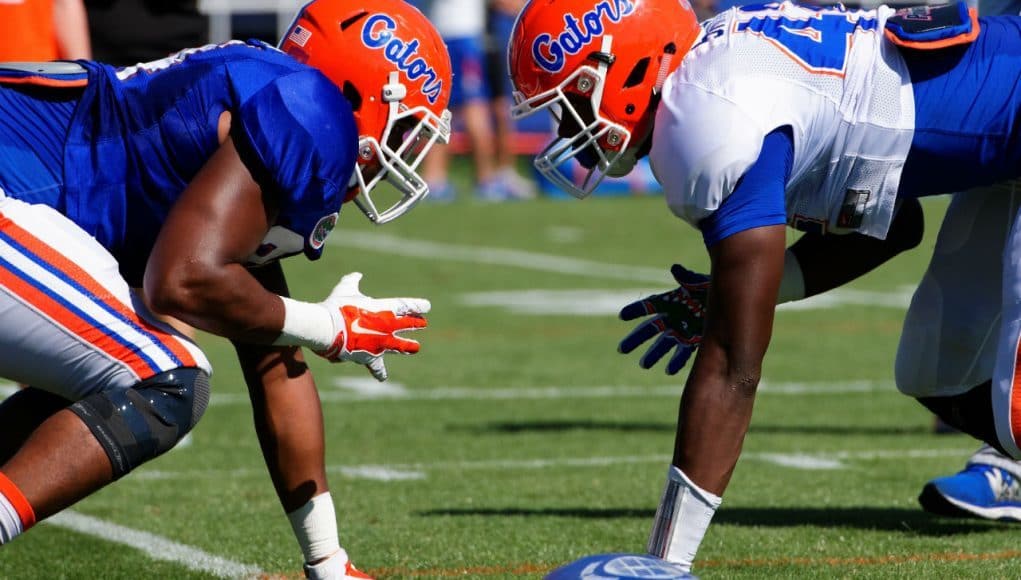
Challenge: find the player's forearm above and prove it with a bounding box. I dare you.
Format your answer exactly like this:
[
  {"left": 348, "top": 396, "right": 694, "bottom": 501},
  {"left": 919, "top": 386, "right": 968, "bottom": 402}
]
[
  {"left": 650, "top": 341, "right": 755, "bottom": 569},
  {"left": 682, "top": 224, "right": 784, "bottom": 493},
  {"left": 145, "top": 261, "right": 289, "bottom": 344},
  {"left": 672, "top": 342, "right": 760, "bottom": 494},
  {"left": 236, "top": 338, "right": 345, "bottom": 568},
  {"left": 236, "top": 343, "right": 329, "bottom": 512}
]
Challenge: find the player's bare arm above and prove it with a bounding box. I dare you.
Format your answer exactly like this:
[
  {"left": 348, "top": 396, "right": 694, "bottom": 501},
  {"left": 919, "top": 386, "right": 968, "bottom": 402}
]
[
  {"left": 675, "top": 224, "right": 786, "bottom": 493},
  {"left": 620, "top": 197, "right": 927, "bottom": 376},
  {"left": 145, "top": 127, "right": 429, "bottom": 383},
  {"left": 144, "top": 134, "right": 286, "bottom": 343},
  {"left": 232, "top": 262, "right": 346, "bottom": 569},
  {"left": 233, "top": 261, "right": 328, "bottom": 512}
]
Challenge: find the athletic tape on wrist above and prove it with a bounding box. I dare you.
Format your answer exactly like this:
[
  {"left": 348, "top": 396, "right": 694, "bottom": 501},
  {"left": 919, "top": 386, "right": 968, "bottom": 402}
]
[
  {"left": 647, "top": 466, "right": 722, "bottom": 572},
  {"left": 287, "top": 492, "right": 343, "bottom": 563},
  {"left": 273, "top": 297, "right": 335, "bottom": 351}
]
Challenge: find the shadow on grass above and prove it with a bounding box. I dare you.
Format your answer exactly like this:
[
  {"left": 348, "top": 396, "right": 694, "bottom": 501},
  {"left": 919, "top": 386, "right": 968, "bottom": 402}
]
[
  {"left": 418, "top": 506, "right": 999, "bottom": 536},
  {"left": 451, "top": 420, "right": 937, "bottom": 437}
]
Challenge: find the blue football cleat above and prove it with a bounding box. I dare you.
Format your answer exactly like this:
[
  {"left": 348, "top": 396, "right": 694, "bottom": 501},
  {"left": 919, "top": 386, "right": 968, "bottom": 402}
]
[
  {"left": 545, "top": 553, "right": 698, "bottom": 580},
  {"left": 919, "top": 463, "right": 1021, "bottom": 522}
]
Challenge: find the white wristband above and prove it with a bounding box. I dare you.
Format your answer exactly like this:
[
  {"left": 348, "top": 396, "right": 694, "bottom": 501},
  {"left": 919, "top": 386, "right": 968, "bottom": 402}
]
[
  {"left": 776, "top": 249, "right": 806, "bottom": 304},
  {"left": 272, "top": 296, "right": 335, "bottom": 351}
]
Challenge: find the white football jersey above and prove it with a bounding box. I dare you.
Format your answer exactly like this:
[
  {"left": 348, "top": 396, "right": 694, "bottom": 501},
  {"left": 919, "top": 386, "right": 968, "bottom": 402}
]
[{"left": 650, "top": 2, "right": 915, "bottom": 239}]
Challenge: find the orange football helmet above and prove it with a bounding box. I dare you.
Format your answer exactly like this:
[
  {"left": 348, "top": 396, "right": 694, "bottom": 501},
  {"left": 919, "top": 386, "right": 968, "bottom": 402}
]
[
  {"left": 509, "top": 0, "right": 699, "bottom": 198},
  {"left": 280, "top": 0, "right": 452, "bottom": 224}
]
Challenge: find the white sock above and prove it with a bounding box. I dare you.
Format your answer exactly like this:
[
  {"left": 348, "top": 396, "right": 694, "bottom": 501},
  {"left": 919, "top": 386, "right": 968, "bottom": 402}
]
[
  {"left": 0, "top": 493, "right": 23, "bottom": 544},
  {"left": 287, "top": 492, "right": 343, "bottom": 564},
  {"left": 647, "top": 466, "right": 722, "bottom": 572}
]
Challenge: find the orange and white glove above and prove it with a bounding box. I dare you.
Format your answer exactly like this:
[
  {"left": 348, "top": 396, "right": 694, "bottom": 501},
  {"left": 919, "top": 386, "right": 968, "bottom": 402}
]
[{"left": 274, "top": 272, "right": 430, "bottom": 381}]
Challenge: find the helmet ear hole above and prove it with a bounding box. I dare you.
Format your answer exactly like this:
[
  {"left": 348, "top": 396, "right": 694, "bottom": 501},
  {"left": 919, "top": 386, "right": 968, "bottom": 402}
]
[
  {"left": 343, "top": 81, "right": 363, "bottom": 112},
  {"left": 623, "top": 57, "right": 651, "bottom": 89}
]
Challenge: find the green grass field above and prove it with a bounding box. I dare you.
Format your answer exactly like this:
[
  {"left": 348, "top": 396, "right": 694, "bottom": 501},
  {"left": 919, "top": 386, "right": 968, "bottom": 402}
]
[{"left": 4, "top": 189, "right": 1017, "bottom": 579}]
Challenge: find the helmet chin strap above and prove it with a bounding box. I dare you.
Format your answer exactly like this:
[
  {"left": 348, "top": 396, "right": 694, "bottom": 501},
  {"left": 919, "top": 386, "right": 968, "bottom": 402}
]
[
  {"left": 589, "top": 35, "right": 614, "bottom": 114},
  {"left": 382, "top": 70, "right": 407, "bottom": 134},
  {"left": 591, "top": 34, "right": 640, "bottom": 175}
]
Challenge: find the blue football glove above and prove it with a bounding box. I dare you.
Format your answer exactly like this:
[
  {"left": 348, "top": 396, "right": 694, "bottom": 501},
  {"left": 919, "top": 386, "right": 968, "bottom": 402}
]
[{"left": 618, "top": 264, "right": 709, "bottom": 374}]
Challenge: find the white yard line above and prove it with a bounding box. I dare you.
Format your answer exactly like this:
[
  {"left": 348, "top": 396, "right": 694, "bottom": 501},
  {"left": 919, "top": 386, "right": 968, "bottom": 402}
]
[
  {"left": 0, "top": 381, "right": 890, "bottom": 406},
  {"left": 339, "top": 466, "right": 426, "bottom": 481},
  {"left": 777, "top": 286, "right": 915, "bottom": 311},
  {"left": 330, "top": 231, "right": 672, "bottom": 284},
  {"left": 47, "top": 511, "right": 262, "bottom": 578},
  {"left": 132, "top": 448, "right": 974, "bottom": 481},
  {"left": 331, "top": 232, "right": 916, "bottom": 312},
  {"left": 749, "top": 448, "right": 986, "bottom": 471},
  {"left": 460, "top": 287, "right": 914, "bottom": 316},
  {"left": 332, "top": 377, "right": 410, "bottom": 396},
  {"left": 208, "top": 380, "right": 893, "bottom": 406},
  {"left": 754, "top": 453, "right": 846, "bottom": 470}
]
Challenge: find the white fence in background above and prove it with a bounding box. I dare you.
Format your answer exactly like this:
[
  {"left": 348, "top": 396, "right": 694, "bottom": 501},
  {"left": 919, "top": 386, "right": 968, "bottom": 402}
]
[
  {"left": 199, "top": 0, "right": 306, "bottom": 43},
  {"left": 197, "top": 0, "right": 965, "bottom": 45}
]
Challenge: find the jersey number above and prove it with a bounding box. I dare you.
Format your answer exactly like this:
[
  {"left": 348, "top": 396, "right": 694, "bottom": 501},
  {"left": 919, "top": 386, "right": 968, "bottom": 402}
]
[{"left": 735, "top": 9, "right": 879, "bottom": 76}]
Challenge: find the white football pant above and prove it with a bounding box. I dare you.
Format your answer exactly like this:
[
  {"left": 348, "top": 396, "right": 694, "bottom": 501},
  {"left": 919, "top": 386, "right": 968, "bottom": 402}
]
[
  {"left": 0, "top": 193, "right": 210, "bottom": 402},
  {"left": 895, "top": 183, "right": 1021, "bottom": 456}
]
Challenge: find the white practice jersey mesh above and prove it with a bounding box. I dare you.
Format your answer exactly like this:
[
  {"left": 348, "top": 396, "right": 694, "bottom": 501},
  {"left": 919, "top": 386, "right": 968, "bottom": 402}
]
[{"left": 651, "top": 2, "right": 915, "bottom": 239}]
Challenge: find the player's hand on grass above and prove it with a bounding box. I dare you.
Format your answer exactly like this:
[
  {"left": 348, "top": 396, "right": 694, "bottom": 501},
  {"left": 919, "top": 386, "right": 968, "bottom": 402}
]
[
  {"left": 618, "top": 264, "right": 708, "bottom": 374},
  {"left": 316, "top": 272, "right": 430, "bottom": 381}
]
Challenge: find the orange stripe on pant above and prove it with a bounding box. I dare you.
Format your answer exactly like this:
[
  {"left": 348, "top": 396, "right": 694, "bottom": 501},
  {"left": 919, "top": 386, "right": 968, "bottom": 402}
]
[
  {"left": 0, "top": 214, "right": 197, "bottom": 369},
  {"left": 1012, "top": 335, "right": 1021, "bottom": 449},
  {"left": 0, "top": 264, "right": 159, "bottom": 379}
]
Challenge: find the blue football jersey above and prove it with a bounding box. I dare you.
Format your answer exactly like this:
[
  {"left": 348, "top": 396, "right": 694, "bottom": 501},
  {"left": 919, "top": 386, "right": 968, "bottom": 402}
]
[{"left": 0, "top": 40, "right": 357, "bottom": 285}]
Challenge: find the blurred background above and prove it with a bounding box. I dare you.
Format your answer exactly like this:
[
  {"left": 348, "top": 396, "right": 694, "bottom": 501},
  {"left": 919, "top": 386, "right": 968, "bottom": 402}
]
[{"left": 0, "top": 0, "right": 969, "bottom": 202}]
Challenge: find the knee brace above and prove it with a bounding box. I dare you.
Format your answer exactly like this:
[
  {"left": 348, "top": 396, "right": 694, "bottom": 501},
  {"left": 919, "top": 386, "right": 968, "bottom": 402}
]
[{"left": 69, "top": 368, "right": 210, "bottom": 479}]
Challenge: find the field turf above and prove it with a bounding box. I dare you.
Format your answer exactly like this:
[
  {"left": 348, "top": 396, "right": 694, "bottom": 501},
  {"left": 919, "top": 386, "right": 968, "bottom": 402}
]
[{"left": 4, "top": 190, "right": 1018, "bottom": 579}]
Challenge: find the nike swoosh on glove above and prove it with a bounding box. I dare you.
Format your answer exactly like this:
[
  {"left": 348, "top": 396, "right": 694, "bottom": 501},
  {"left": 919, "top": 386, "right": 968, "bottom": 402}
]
[{"left": 317, "top": 272, "right": 430, "bottom": 381}]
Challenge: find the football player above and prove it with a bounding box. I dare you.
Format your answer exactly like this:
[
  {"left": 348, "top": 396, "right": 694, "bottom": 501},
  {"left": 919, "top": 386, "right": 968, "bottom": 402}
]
[
  {"left": 907, "top": 0, "right": 1021, "bottom": 525},
  {"left": 509, "top": 0, "right": 1021, "bottom": 572},
  {"left": 0, "top": 0, "right": 451, "bottom": 578}
]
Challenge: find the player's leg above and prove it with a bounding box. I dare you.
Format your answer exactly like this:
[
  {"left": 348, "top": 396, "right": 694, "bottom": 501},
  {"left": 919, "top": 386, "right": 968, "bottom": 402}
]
[
  {"left": 896, "top": 185, "right": 1021, "bottom": 520},
  {"left": 0, "top": 387, "right": 71, "bottom": 463},
  {"left": 423, "top": 37, "right": 467, "bottom": 201},
  {"left": 895, "top": 187, "right": 1016, "bottom": 403},
  {"left": 450, "top": 37, "right": 503, "bottom": 199},
  {"left": 423, "top": 36, "right": 501, "bottom": 201},
  {"left": 0, "top": 196, "right": 210, "bottom": 543},
  {"left": 486, "top": 6, "right": 536, "bottom": 200},
  {"left": 989, "top": 188, "right": 1021, "bottom": 457}
]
